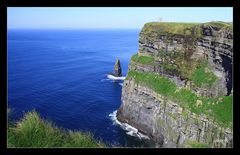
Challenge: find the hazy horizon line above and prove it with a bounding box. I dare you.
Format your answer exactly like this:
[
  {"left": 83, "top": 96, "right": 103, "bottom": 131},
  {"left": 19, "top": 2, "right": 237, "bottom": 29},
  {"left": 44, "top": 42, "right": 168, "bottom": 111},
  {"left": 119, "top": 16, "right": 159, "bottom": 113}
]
[{"left": 7, "top": 27, "right": 142, "bottom": 30}]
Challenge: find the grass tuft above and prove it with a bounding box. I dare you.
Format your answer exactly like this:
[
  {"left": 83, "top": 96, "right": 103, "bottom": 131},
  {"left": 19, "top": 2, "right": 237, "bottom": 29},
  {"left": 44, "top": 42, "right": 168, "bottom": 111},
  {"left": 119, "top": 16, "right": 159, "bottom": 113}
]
[
  {"left": 190, "top": 61, "right": 218, "bottom": 87},
  {"left": 185, "top": 141, "right": 209, "bottom": 148},
  {"left": 8, "top": 111, "right": 106, "bottom": 148},
  {"left": 131, "top": 54, "right": 154, "bottom": 65}
]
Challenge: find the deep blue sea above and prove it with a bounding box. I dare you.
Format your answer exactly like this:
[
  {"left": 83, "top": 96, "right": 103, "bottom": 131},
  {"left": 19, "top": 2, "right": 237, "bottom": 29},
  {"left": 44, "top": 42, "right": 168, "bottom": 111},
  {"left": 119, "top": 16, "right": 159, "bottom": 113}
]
[{"left": 8, "top": 29, "right": 155, "bottom": 147}]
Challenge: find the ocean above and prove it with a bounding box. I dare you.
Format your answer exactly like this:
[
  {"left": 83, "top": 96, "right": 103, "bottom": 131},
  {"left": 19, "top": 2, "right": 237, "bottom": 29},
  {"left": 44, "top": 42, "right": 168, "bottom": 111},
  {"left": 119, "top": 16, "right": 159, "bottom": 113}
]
[{"left": 8, "top": 29, "right": 155, "bottom": 147}]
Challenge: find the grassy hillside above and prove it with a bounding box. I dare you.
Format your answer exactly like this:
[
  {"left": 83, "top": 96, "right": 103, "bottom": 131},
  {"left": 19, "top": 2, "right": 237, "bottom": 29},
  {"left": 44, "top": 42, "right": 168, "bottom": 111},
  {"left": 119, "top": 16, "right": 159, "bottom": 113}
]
[{"left": 8, "top": 111, "right": 106, "bottom": 148}]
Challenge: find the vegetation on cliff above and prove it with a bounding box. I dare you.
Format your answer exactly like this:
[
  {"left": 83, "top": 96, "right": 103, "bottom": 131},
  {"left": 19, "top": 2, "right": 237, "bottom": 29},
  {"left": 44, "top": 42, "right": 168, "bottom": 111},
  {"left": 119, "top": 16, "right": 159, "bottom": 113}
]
[
  {"left": 191, "top": 61, "right": 218, "bottom": 87},
  {"left": 131, "top": 53, "right": 218, "bottom": 88},
  {"left": 126, "top": 70, "right": 232, "bottom": 128},
  {"left": 141, "top": 21, "right": 232, "bottom": 38},
  {"left": 131, "top": 54, "right": 154, "bottom": 65},
  {"left": 141, "top": 22, "right": 202, "bottom": 37},
  {"left": 8, "top": 111, "right": 106, "bottom": 148},
  {"left": 203, "top": 21, "right": 233, "bottom": 31},
  {"left": 185, "top": 141, "right": 209, "bottom": 148}
]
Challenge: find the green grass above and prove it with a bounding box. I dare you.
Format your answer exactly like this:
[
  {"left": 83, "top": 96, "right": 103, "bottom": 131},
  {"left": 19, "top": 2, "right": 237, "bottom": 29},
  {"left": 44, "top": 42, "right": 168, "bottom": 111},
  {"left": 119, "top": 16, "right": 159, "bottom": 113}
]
[
  {"left": 141, "top": 21, "right": 232, "bottom": 38},
  {"left": 8, "top": 111, "right": 106, "bottom": 148},
  {"left": 157, "top": 50, "right": 183, "bottom": 58},
  {"left": 161, "top": 63, "right": 179, "bottom": 74},
  {"left": 142, "top": 22, "right": 202, "bottom": 38},
  {"left": 191, "top": 61, "right": 218, "bottom": 87},
  {"left": 131, "top": 54, "right": 155, "bottom": 65},
  {"left": 126, "top": 70, "right": 176, "bottom": 97},
  {"left": 203, "top": 21, "right": 233, "bottom": 31},
  {"left": 185, "top": 141, "right": 209, "bottom": 148},
  {"left": 126, "top": 70, "right": 232, "bottom": 128},
  {"left": 132, "top": 51, "right": 217, "bottom": 88},
  {"left": 156, "top": 50, "right": 196, "bottom": 78}
]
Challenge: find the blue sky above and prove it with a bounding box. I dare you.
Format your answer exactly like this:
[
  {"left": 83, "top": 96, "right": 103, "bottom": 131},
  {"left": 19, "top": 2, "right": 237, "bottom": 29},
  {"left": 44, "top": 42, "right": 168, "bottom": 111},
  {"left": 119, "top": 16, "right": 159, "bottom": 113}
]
[{"left": 8, "top": 7, "right": 233, "bottom": 29}]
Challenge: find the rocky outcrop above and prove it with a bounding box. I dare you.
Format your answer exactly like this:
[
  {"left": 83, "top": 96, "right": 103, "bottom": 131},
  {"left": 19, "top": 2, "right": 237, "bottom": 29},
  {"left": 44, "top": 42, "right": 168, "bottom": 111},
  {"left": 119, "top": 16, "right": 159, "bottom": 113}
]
[
  {"left": 117, "top": 22, "right": 233, "bottom": 148},
  {"left": 114, "top": 58, "right": 122, "bottom": 77}
]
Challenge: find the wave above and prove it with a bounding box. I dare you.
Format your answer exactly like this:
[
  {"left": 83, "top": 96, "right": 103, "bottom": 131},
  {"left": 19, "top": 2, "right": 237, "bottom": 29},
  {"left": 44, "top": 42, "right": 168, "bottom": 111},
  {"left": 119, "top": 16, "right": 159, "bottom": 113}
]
[
  {"left": 109, "top": 110, "right": 149, "bottom": 140},
  {"left": 107, "top": 74, "right": 125, "bottom": 80},
  {"left": 100, "top": 79, "right": 110, "bottom": 82},
  {"left": 118, "top": 83, "right": 123, "bottom": 86}
]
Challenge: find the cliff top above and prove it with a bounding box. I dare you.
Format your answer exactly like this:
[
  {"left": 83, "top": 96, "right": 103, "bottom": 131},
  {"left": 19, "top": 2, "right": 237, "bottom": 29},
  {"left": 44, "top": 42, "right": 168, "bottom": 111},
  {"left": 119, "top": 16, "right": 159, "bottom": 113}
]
[{"left": 141, "top": 21, "right": 232, "bottom": 37}]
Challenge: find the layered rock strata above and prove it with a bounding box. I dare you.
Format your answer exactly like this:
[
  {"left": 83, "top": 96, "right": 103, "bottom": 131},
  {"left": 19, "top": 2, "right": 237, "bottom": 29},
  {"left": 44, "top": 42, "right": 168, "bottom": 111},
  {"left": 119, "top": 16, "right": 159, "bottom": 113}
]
[{"left": 117, "top": 22, "right": 233, "bottom": 148}]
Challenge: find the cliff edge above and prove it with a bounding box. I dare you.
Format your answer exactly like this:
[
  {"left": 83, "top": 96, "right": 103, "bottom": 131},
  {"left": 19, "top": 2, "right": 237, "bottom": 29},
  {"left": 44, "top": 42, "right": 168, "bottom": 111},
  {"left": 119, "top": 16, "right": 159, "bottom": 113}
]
[{"left": 117, "top": 21, "right": 233, "bottom": 148}]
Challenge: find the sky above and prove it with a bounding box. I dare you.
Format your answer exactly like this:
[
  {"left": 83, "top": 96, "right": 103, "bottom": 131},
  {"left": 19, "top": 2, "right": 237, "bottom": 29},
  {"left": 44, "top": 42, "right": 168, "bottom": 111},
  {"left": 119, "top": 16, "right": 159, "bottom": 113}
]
[{"left": 7, "top": 7, "right": 233, "bottom": 29}]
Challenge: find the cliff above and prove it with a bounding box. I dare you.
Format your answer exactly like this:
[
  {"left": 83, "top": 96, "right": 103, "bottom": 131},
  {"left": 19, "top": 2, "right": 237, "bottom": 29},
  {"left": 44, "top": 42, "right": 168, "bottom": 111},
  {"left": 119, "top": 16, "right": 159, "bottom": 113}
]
[{"left": 117, "top": 21, "right": 233, "bottom": 148}]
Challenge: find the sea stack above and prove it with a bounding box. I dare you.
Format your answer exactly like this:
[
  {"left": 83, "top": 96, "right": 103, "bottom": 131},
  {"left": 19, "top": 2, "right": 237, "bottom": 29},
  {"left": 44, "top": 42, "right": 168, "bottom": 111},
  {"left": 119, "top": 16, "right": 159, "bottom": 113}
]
[{"left": 114, "top": 58, "right": 122, "bottom": 77}]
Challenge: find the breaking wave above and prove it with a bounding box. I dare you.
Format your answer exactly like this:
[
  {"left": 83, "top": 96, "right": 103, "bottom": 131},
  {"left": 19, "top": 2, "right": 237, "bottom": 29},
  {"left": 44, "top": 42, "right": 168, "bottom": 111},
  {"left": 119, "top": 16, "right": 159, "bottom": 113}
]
[
  {"left": 100, "top": 79, "right": 110, "bottom": 82},
  {"left": 109, "top": 110, "right": 149, "bottom": 140},
  {"left": 107, "top": 74, "right": 125, "bottom": 80},
  {"left": 118, "top": 83, "right": 123, "bottom": 86}
]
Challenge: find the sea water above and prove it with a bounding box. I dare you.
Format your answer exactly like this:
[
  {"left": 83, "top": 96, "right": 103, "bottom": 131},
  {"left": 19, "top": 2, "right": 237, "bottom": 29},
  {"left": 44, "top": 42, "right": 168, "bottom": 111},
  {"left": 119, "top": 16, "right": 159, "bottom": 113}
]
[{"left": 8, "top": 29, "right": 155, "bottom": 147}]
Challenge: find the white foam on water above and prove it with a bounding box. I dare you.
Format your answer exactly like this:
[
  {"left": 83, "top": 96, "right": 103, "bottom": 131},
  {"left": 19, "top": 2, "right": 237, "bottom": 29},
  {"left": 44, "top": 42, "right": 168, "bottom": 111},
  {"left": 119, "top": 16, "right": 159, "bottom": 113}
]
[
  {"left": 118, "top": 83, "right": 123, "bottom": 86},
  {"left": 100, "top": 79, "right": 110, "bottom": 82},
  {"left": 109, "top": 110, "right": 122, "bottom": 125},
  {"left": 109, "top": 110, "right": 149, "bottom": 140},
  {"left": 107, "top": 74, "right": 125, "bottom": 80}
]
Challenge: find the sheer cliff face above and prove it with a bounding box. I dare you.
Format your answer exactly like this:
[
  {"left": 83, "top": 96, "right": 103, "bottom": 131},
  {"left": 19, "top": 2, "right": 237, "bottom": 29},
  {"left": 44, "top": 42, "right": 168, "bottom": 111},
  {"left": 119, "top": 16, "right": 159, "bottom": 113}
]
[
  {"left": 117, "top": 22, "right": 233, "bottom": 148},
  {"left": 138, "top": 22, "right": 232, "bottom": 97}
]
